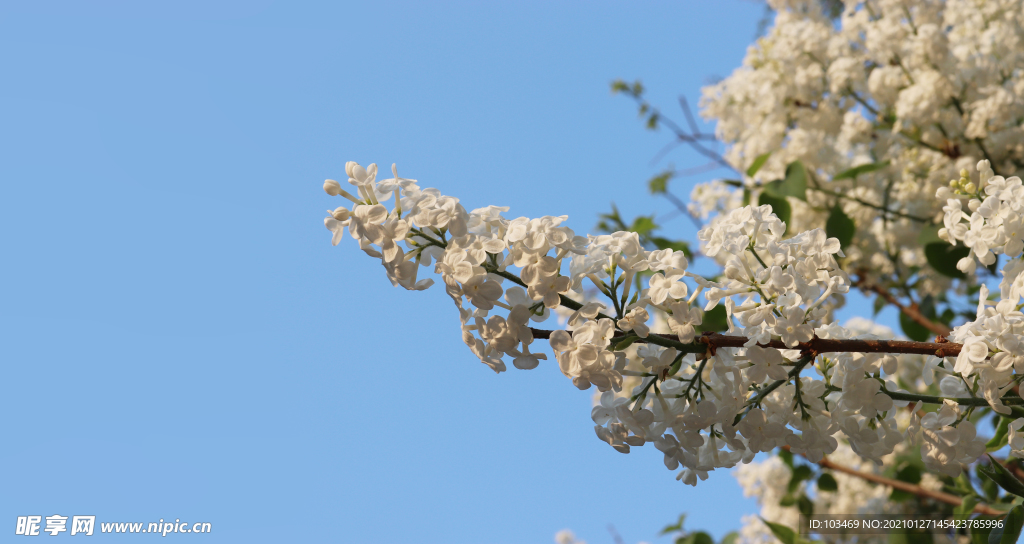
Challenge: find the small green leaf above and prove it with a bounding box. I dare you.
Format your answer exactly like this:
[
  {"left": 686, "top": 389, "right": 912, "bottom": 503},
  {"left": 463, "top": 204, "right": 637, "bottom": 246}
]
[
  {"left": 763, "top": 161, "right": 808, "bottom": 202},
  {"left": 611, "top": 79, "right": 629, "bottom": 93},
  {"left": 987, "top": 416, "right": 1011, "bottom": 452},
  {"left": 797, "top": 495, "right": 814, "bottom": 518},
  {"left": 691, "top": 532, "right": 714, "bottom": 544},
  {"left": 900, "top": 311, "right": 932, "bottom": 342},
  {"left": 742, "top": 187, "right": 751, "bottom": 206},
  {"left": 661, "top": 514, "right": 687, "bottom": 536},
  {"left": 979, "top": 462, "right": 1000, "bottom": 501},
  {"left": 746, "top": 152, "right": 772, "bottom": 177},
  {"left": 630, "top": 216, "right": 657, "bottom": 237},
  {"left": 957, "top": 471, "right": 979, "bottom": 497},
  {"left": 647, "top": 113, "right": 660, "bottom": 130},
  {"left": 652, "top": 237, "right": 692, "bottom": 257},
  {"left": 825, "top": 205, "right": 855, "bottom": 250},
  {"left": 720, "top": 532, "right": 740, "bottom": 544},
  {"left": 988, "top": 505, "right": 1023, "bottom": 544},
  {"left": 788, "top": 465, "right": 814, "bottom": 493},
  {"left": 696, "top": 305, "right": 728, "bottom": 333},
  {"left": 816, "top": 473, "right": 838, "bottom": 492},
  {"left": 760, "top": 518, "right": 799, "bottom": 544},
  {"left": 612, "top": 336, "right": 639, "bottom": 351},
  {"left": 971, "top": 523, "right": 994, "bottom": 544},
  {"left": 779, "top": 448, "right": 794, "bottom": 468},
  {"left": 925, "top": 242, "right": 970, "bottom": 279},
  {"left": 890, "top": 465, "right": 924, "bottom": 501},
  {"left": 759, "top": 192, "right": 792, "bottom": 227},
  {"left": 917, "top": 224, "right": 943, "bottom": 246},
  {"left": 873, "top": 296, "right": 886, "bottom": 316},
  {"left": 979, "top": 455, "right": 1024, "bottom": 498},
  {"left": 650, "top": 171, "right": 673, "bottom": 194},
  {"left": 955, "top": 496, "right": 979, "bottom": 521},
  {"left": 833, "top": 161, "right": 890, "bottom": 181}
]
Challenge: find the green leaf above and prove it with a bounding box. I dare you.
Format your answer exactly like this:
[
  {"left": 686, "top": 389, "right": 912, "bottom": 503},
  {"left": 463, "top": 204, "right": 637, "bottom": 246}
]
[
  {"left": 918, "top": 225, "right": 970, "bottom": 278},
  {"left": 925, "top": 242, "right": 970, "bottom": 279},
  {"left": 630, "top": 216, "right": 657, "bottom": 237},
  {"left": 900, "top": 311, "right": 932, "bottom": 342},
  {"left": 691, "top": 532, "right": 714, "bottom": 544},
  {"left": 816, "top": 473, "right": 838, "bottom": 492},
  {"left": 873, "top": 295, "right": 886, "bottom": 316},
  {"left": 971, "top": 523, "right": 994, "bottom": 544},
  {"left": 779, "top": 448, "right": 794, "bottom": 468},
  {"left": 742, "top": 187, "right": 751, "bottom": 206},
  {"left": 651, "top": 237, "right": 692, "bottom": 257},
  {"left": 891, "top": 465, "right": 923, "bottom": 501},
  {"left": 720, "top": 532, "right": 740, "bottom": 544},
  {"left": 759, "top": 192, "right": 792, "bottom": 227},
  {"left": 763, "top": 161, "right": 808, "bottom": 202},
  {"left": 889, "top": 528, "right": 935, "bottom": 544},
  {"left": 746, "top": 152, "right": 772, "bottom": 177},
  {"left": 647, "top": 113, "right": 660, "bottom": 130},
  {"left": 611, "top": 79, "right": 630, "bottom": 93},
  {"left": 661, "top": 514, "right": 687, "bottom": 536},
  {"left": 979, "top": 455, "right": 1024, "bottom": 498},
  {"left": 979, "top": 462, "right": 1000, "bottom": 501},
  {"left": 825, "top": 205, "right": 855, "bottom": 250},
  {"left": 988, "top": 505, "right": 1023, "bottom": 544},
  {"left": 955, "top": 496, "right": 980, "bottom": 521},
  {"left": 760, "top": 518, "right": 799, "bottom": 544},
  {"left": 917, "top": 224, "right": 944, "bottom": 246},
  {"left": 788, "top": 465, "right": 813, "bottom": 493},
  {"left": 957, "top": 471, "right": 979, "bottom": 497},
  {"left": 833, "top": 161, "right": 890, "bottom": 181},
  {"left": 650, "top": 171, "right": 673, "bottom": 194},
  {"left": 797, "top": 495, "right": 814, "bottom": 518},
  {"left": 987, "top": 416, "right": 1012, "bottom": 452},
  {"left": 696, "top": 305, "right": 728, "bottom": 333},
  {"left": 612, "top": 336, "right": 639, "bottom": 351}
]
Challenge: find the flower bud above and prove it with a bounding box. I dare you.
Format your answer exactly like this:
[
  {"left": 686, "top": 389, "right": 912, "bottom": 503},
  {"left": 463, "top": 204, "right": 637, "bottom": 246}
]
[
  {"left": 937, "top": 227, "right": 949, "bottom": 242},
  {"left": 324, "top": 179, "right": 342, "bottom": 196},
  {"left": 956, "top": 256, "right": 976, "bottom": 275},
  {"left": 964, "top": 182, "right": 977, "bottom": 193},
  {"left": 331, "top": 207, "right": 350, "bottom": 221}
]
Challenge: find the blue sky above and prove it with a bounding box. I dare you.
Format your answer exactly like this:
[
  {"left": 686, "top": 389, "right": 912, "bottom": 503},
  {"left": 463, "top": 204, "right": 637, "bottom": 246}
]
[{"left": 0, "top": 2, "right": 896, "bottom": 543}]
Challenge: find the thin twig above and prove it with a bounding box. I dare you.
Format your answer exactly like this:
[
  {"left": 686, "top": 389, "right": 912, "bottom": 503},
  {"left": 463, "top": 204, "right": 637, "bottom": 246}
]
[
  {"left": 789, "top": 448, "right": 1007, "bottom": 517},
  {"left": 853, "top": 276, "right": 951, "bottom": 336}
]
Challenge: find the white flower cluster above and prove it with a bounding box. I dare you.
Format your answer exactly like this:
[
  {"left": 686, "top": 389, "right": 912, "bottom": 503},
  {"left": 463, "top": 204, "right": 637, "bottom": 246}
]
[
  {"left": 734, "top": 438, "right": 943, "bottom": 544},
  {"left": 323, "top": 161, "right": 1006, "bottom": 484},
  {"left": 698, "top": 0, "right": 1024, "bottom": 288},
  {"left": 935, "top": 160, "right": 1024, "bottom": 423}
]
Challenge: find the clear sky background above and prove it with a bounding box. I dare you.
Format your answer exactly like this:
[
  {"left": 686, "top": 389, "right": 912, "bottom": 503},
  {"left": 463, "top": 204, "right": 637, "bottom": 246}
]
[{"left": 0, "top": 2, "right": 899, "bottom": 543}]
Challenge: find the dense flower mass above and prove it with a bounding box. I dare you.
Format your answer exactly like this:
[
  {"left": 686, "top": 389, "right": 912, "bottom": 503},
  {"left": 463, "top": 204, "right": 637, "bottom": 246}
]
[
  {"left": 697, "top": 0, "right": 1024, "bottom": 295},
  {"left": 322, "top": 159, "right": 1022, "bottom": 488},
  {"left": 322, "top": 1, "right": 1024, "bottom": 540}
]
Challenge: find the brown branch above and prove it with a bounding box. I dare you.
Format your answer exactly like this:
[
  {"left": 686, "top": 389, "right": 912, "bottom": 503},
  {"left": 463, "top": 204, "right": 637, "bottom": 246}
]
[
  {"left": 528, "top": 328, "right": 962, "bottom": 358},
  {"left": 783, "top": 447, "right": 1007, "bottom": 518},
  {"left": 853, "top": 276, "right": 951, "bottom": 337}
]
